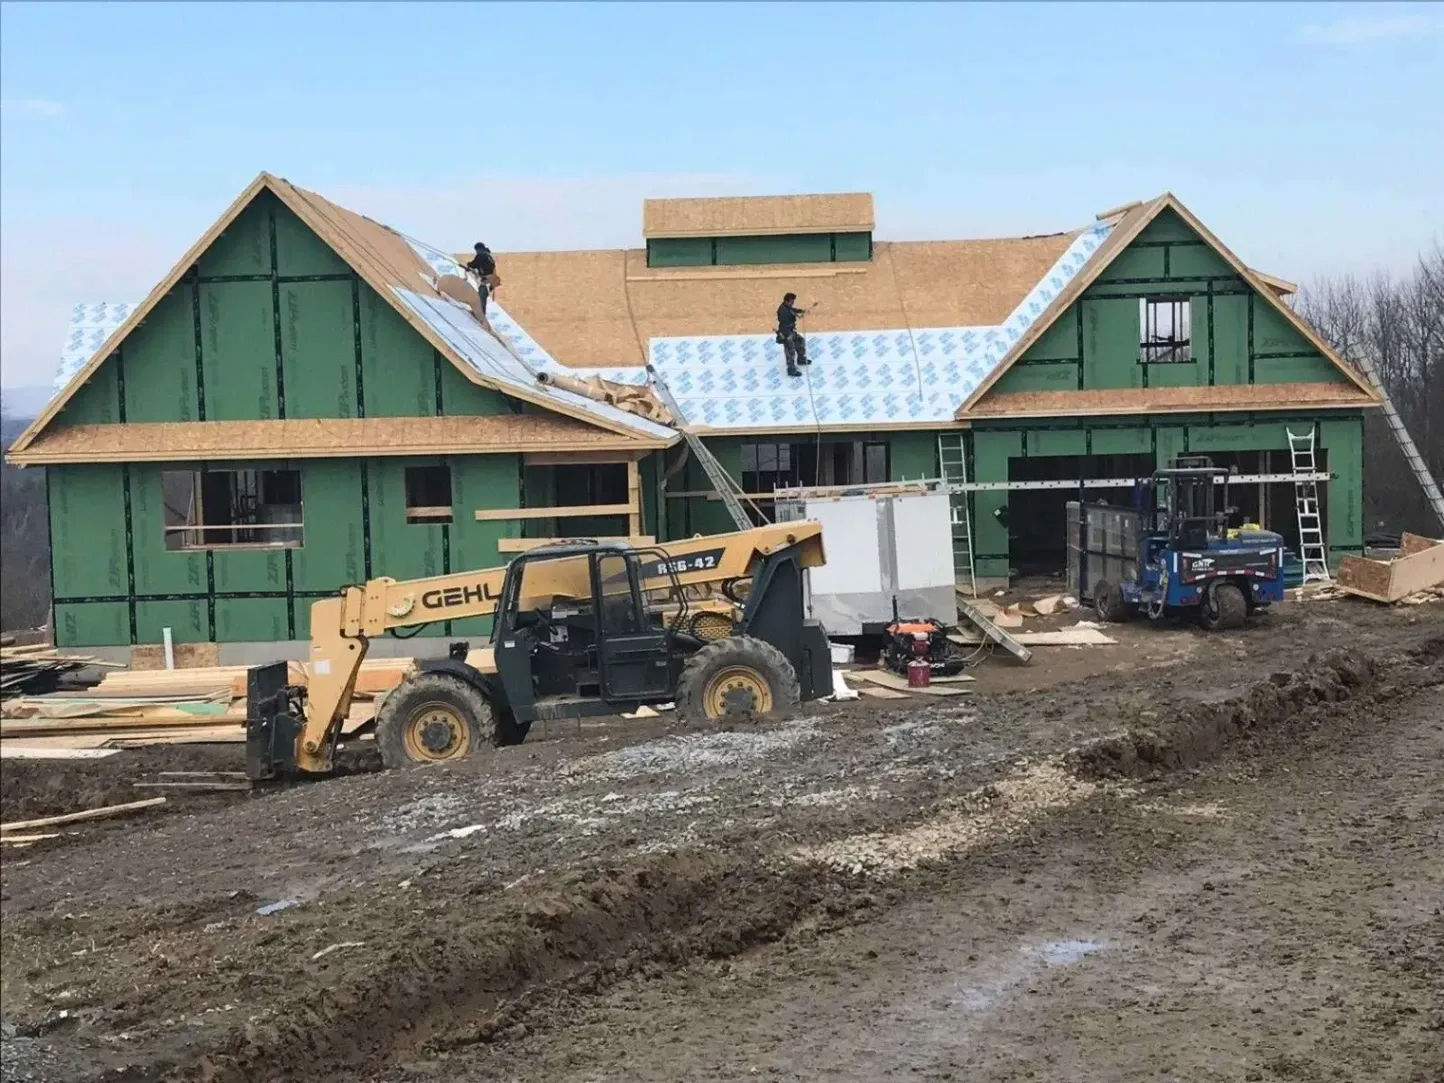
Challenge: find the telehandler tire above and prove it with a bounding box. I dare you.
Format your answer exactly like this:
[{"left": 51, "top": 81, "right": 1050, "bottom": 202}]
[
  {"left": 1200, "top": 581, "right": 1247, "bottom": 631},
  {"left": 374, "top": 671, "right": 499, "bottom": 769},
  {"left": 675, "top": 635, "right": 801, "bottom": 724}
]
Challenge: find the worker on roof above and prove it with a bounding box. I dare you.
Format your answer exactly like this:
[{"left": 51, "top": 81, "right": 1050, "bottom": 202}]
[
  {"left": 776, "top": 293, "right": 812, "bottom": 378},
  {"left": 465, "top": 242, "right": 499, "bottom": 318}
]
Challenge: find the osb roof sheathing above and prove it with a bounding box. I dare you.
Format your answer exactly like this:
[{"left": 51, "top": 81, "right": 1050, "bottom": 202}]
[
  {"left": 483, "top": 233, "right": 1079, "bottom": 370},
  {"left": 643, "top": 192, "right": 874, "bottom": 238},
  {"left": 963, "top": 382, "right": 1378, "bottom": 420},
  {"left": 8, "top": 415, "right": 646, "bottom": 466}
]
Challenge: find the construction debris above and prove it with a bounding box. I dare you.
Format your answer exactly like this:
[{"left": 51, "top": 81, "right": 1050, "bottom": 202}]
[
  {"left": 0, "top": 644, "right": 119, "bottom": 700},
  {"left": 1336, "top": 533, "right": 1444, "bottom": 603}
]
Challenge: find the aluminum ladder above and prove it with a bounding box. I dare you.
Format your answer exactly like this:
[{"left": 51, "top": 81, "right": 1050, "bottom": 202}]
[
  {"left": 646, "top": 364, "right": 757, "bottom": 531},
  {"left": 1287, "top": 427, "right": 1331, "bottom": 584},
  {"left": 937, "top": 433, "right": 977, "bottom": 596},
  {"left": 1350, "top": 354, "right": 1444, "bottom": 530}
]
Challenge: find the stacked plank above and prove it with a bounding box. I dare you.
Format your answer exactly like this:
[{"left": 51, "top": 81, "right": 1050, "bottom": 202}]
[
  {"left": 1336, "top": 533, "right": 1444, "bottom": 604},
  {"left": 0, "top": 643, "right": 120, "bottom": 700},
  {"left": 0, "top": 657, "right": 417, "bottom": 756}
]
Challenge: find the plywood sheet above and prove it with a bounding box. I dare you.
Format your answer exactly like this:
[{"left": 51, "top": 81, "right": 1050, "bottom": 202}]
[
  {"left": 965, "top": 383, "right": 1376, "bottom": 419},
  {"left": 643, "top": 193, "right": 875, "bottom": 238}
]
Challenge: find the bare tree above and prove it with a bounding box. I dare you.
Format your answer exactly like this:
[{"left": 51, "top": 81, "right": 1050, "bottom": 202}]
[{"left": 1297, "top": 240, "right": 1444, "bottom": 538}]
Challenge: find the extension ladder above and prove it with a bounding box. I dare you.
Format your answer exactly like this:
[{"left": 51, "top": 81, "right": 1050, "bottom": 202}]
[
  {"left": 646, "top": 365, "right": 758, "bottom": 531},
  {"left": 1350, "top": 353, "right": 1444, "bottom": 531},
  {"left": 937, "top": 433, "right": 978, "bottom": 596},
  {"left": 1287, "top": 427, "right": 1331, "bottom": 584}
]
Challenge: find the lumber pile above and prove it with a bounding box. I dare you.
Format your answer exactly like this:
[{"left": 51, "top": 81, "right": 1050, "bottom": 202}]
[
  {"left": 0, "top": 656, "right": 421, "bottom": 753},
  {"left": 1336, "top": 533, "right": 1444, "bottom": 604},
  {"left": 1, "top": 644, "right": 119, "bottom": 701}
]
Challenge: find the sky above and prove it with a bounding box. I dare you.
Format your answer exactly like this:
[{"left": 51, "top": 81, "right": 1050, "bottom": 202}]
[{"left": 1, "top": 0, "right": 1441, "bottom": 393}]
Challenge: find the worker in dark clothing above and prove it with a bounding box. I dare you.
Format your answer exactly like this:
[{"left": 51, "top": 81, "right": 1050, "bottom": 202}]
[
  {"left": 465, "top": 242, "right": 497, "bottom": 317},
  {"left": 776, "top": 292, "right": 811, "bottom": 377}
]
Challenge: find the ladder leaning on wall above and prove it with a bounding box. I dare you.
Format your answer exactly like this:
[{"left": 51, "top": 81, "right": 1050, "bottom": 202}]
[
  {"left": 937, "top": 433, "right": 978, "bottom": 597},
  {"left": 1350, "top": 354, "right": 1444, "bottom": 531},
  {"left": 646, "top": 364, "right": 758, "bottom": 532},
  {"left": 1287, "top": 427, "right": 1332, "bottom": 584}
]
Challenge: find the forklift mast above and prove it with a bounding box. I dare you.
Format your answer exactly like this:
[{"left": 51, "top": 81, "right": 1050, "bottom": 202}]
[{"left": 1151, "top": 455, "right": 1231, "bottom": 547}]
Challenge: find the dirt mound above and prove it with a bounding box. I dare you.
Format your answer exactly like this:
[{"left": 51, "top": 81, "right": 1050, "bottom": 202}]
[
  {"left": 188, "top": 848, "right": 856, "bottom": 1083},
  {"left": 1066, "top": 639, "right": 1441, "bottom": 780}
]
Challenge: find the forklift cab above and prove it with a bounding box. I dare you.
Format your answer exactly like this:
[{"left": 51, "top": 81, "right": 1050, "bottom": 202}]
[
  {"left": 489, "top": 542, "right": 689, "bottom": 722},
  {"left": 1145, "top": 456, "right": 1233, "bottom": 550}
]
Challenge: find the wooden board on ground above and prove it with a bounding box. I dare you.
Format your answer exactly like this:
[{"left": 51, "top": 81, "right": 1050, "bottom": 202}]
[
  {"left": 846, "top": 669, "right": 970, "bottom": 697},
  {"left": 0, "top": 745, "right": 122, "bottom": 760},
  {"left": 857, "top": 686, "right": 909, "bottom": 700},
  {"left": 0, "top": 796, "right": 166, "bottom": 834},
  {"left": 949, "top": 627, "right": 1117, "bottom": 647}
]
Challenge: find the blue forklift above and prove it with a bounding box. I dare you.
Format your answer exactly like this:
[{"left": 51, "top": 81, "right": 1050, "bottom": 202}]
[{"left": 1069, "top": 456, "right": 1287, "bottom": 631}]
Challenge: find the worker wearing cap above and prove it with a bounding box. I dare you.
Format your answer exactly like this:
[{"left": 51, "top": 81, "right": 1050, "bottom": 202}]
[
  {"left": 776, "top": 293, "right": 812, "bottom": 377},
  {"left": 465, "top": 242, "right": 498, "bottom": 318}
]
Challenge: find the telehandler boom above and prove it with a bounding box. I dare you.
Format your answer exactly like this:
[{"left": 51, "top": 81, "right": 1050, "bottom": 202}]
[{"left": 245, "top": 523, "right": 830, "bottom": 779}]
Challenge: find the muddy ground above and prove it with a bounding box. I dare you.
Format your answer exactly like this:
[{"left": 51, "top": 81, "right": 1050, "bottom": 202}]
[{"left": 1, "top": 599, "right": 1440, "bottom": 1083}]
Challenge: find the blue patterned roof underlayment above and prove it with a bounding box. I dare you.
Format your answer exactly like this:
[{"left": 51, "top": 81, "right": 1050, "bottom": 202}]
[
  {"left": 54, "top": 303, "right": 139, "bottom": 391},
  {"left": 639, "top": 221, "right": 1113, "bottom": 429}
]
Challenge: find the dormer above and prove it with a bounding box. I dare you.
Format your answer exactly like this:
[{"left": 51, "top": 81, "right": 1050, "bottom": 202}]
[{"left": 641, "top": 192, "right": 875, "bottom": 268}]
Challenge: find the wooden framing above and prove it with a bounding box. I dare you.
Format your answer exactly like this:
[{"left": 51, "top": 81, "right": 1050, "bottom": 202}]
[
  {"left": 521, "top": 450, "right": 645, "bottom": 466},
  {"left": 497, "top": 536, "right": 656, "bottom": 553},
  {"left": 474, "top": 503, "right": 634, "bottom": 523}
]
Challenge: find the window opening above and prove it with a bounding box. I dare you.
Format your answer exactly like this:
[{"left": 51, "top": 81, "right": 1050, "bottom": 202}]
[
  {"left": 163, "top": 468, "right": 303, "bottom": 550},
  {"left": 1140, "top": 297, "right": 1192, "bottom": 363},
  {"left": 405, "top": 465, "right": 453, "bottom": 524}
]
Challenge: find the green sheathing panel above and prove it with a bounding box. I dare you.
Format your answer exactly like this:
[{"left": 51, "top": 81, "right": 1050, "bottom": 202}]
[
  {"left": 449, "top": 455, "right": 522, "bottom": 636},
  {"left": 647, "top": 237, "right": 712, "bottom": 268},
  {"left": 135, "top": 600, "right": 208, "bottom": 644},
  {"left": 120, "top": 291, "right": 201, "bottom": 423},
  {"left": 438, "top": 354, "right": 509, "bottom": 415},
  {"left": 888, "top": 432, "right": 937, "bottom": 480},
  {"left": 49, "top": 466, "right": 127, "bottom": 599},
  {"left": 291, "top": 460, "right": 365, "bottom": 592},
  {"left": 281, "top": 280, "right": 357, "bottom": 418},
  {"left": 215, "top": 599, "right": 290, "bottom": 643},
  {"left": 359, "top": 287, "right": 435, "bottom": 417},
  {"left": 370, "top": 458, "right": 448, "bottom": 582},
  {"left": 62, "top": 361, "right": 121, "bottom": 424},
  {"left": 130, "top": 465, "right": 205, "bottom": 596},
  {"left": 1250, "top": 300, "right": 1340, "bottom": 384},
  {"left": 646, "top": 232, "right": 873, "bottom": 269},
  {"left": 971, "top": 430, "right": 1022, "bottom": 582},
  {"left": 196, "top": 278, "right": 275, "bottom": 422},
  {"left": 832, "top": 232, "right": 873, "bottom": 262},
  {"left": 1320, "top": 417, "right": 1363, "bottom": 555},
  {"left": 994, "top": 208, "right": 1351, "bottom": 406},
  {"left": 55, "top": 602, "right": 129, "bottom": 647},
  {"left": 715, "top": 233, "right": 832, "bottom": 266}
]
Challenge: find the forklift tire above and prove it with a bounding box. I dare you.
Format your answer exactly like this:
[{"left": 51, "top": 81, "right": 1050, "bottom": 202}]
[
  {"left": 374, "top": 671, "right": 501, "bottom": 769},
  {"left": 675, "top": 636, "right": 801, "bottom": 724},
  {"left": 1094, "top": 580, "right": 1130, "bottom": 623},
  {"left": 1200, "top": 581, "right": 1247, "bottom": 631}
]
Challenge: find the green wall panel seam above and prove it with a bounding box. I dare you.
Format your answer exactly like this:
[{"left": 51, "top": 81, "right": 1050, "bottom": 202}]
[
  {"left": 1247, "top": 295, "right": 1256, "bottom": 383},
  {"left": 351, "top": 275, "right": 367, "bottom": 417},
  {"left": 268, "top": 206, "right": 287, "bottom": 419},
  {"left": 434, "top": 349, "right": 445, "bottom": 415},
  {"left": 285, "top": 551, "right": 296, "bottom": 639},
  {"left": 197, "top": 272, "right": 351, "bottom": 284},
  {"left": 189, "top": 269, "right": 207, "bottom": 420},
  {"left": 121, "top": 466, "right": 138, "bottom": 644},
  {"left": 360, "top": 461, "right": 373, "bottom": 578},
  {"left": 1206, "top": 283, "right": 1216, "bottom": 386},
  {"left": 115, "top": 344, "right": 128, "bottom": 422},
  {"left": 205, "top": 550, "right": 217, "bottom": 640}
]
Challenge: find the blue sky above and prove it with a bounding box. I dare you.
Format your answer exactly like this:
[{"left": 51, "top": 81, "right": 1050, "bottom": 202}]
[{"left": 1, "top": 0, "right": 1441, "bottom": 391}]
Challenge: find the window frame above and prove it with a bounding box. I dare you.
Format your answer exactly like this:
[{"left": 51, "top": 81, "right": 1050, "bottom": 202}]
[
  {"left": 1139, "top": 296, "right": 1194, "bottom": 364},
  {"left": 162, "top": 466, "right": 305, "bottom": 551}
]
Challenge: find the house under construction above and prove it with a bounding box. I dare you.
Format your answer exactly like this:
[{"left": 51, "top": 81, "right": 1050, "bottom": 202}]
[{"left": 7, "top": 173, "right": 1381, "bottom": 652}]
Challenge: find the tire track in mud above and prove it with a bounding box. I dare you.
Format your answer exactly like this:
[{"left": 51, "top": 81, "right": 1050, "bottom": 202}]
[{"left": 184, "top": 637, "right": 1442, "bottom": 1083}]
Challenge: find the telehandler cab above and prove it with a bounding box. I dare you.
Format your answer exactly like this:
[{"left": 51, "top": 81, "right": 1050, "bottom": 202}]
[{"left": 245, "top": 523, "right": 831, "bottom": 779}]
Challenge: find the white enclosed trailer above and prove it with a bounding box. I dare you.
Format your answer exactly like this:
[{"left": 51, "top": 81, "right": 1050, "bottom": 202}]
[{"left": 774, "top": 481, "right": 957, "bottom": 635}]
